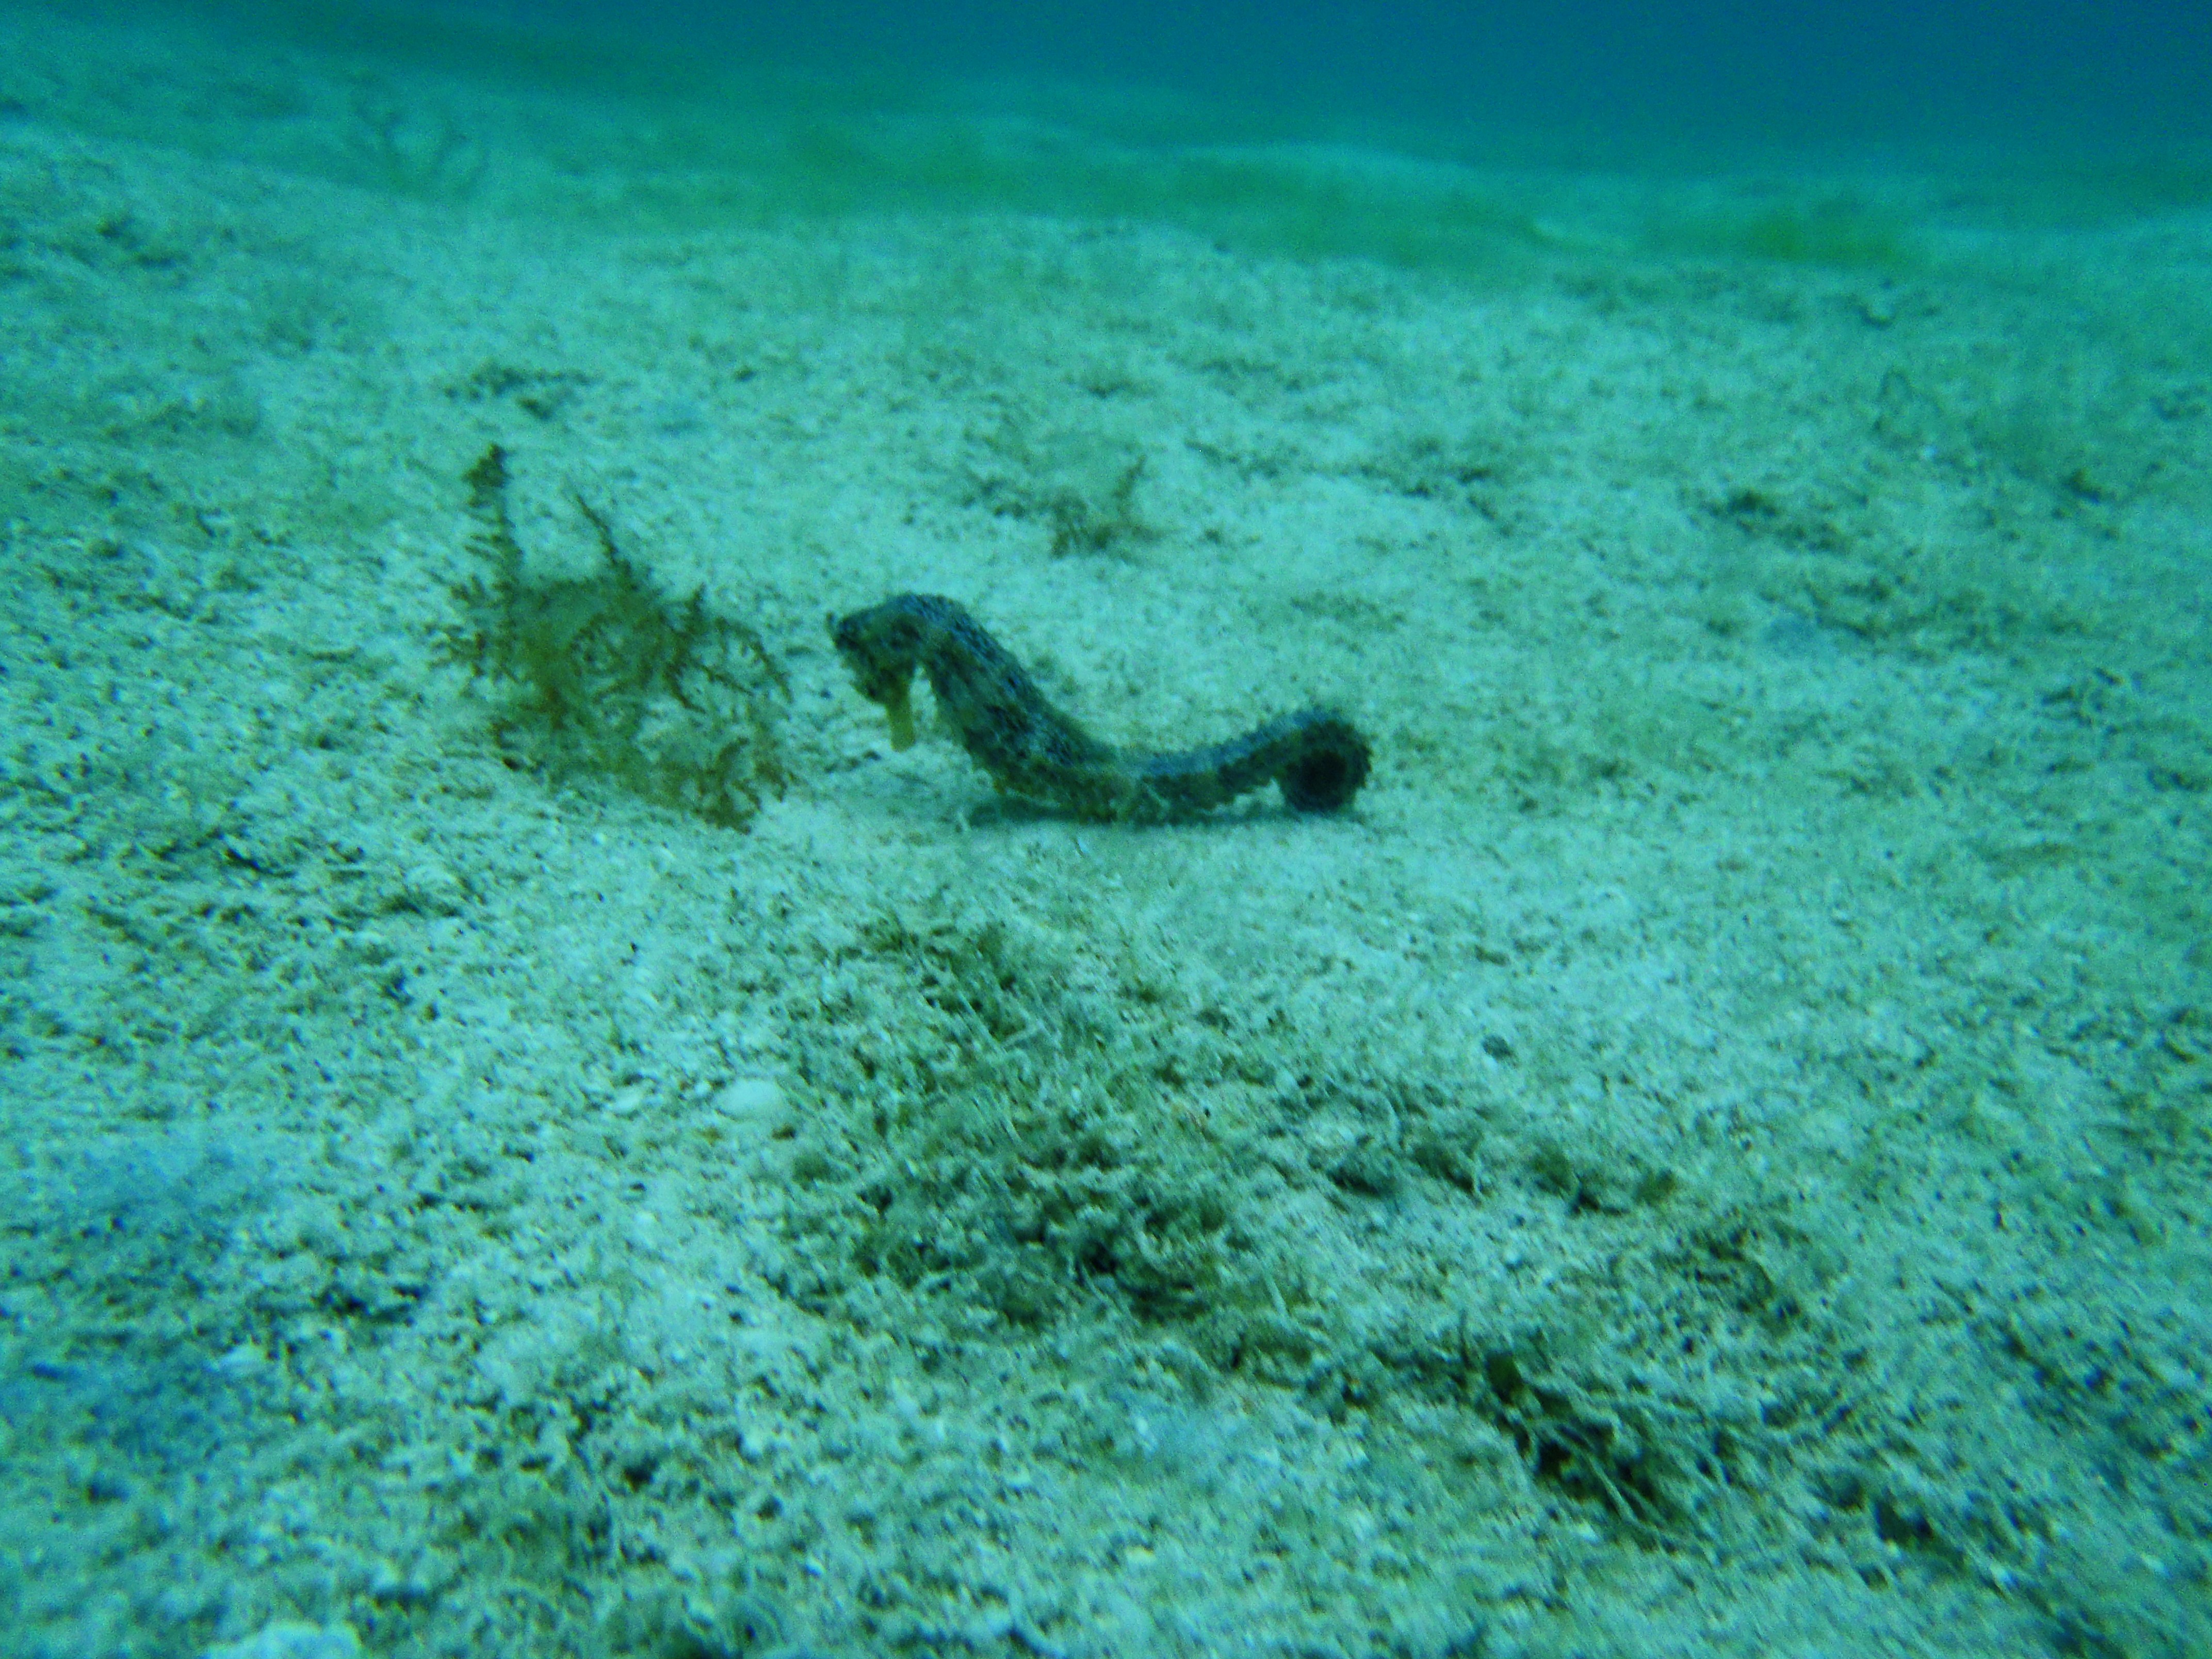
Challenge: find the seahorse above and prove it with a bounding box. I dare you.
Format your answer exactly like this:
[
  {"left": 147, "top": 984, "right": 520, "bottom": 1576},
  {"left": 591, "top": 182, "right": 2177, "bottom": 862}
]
[{"left": 830, "top": 594, "right": 1370, "bottom": 822}]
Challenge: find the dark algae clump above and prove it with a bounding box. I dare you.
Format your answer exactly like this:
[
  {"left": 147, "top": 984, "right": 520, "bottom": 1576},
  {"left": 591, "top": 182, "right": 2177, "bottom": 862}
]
[
  {"left": 444, "top": 445, "right": 788, "bottom": 828},
  {"left": 832, "top": 593, "right": 1370, "bottom": 822}
]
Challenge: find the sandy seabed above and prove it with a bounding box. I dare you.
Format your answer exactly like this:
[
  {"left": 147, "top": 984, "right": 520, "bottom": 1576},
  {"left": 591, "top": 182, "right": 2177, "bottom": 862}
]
[{"left": 2, "top": 6, "right": 2209, "bottom": 1658}]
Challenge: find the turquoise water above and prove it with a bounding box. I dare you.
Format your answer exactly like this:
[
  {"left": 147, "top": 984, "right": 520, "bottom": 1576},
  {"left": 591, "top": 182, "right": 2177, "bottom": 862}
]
[
  {"left": 403, "top": 0, "right": 2212, "bottom": 153},
  {"left": 3, "top": 4, "right": 2208, "bottom": 1657}
]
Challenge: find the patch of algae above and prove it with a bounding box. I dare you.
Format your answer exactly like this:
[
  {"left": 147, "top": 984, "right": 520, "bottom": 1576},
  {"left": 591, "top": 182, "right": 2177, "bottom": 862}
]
[{"left": 442, "top": 445, "right": 788, "bottom": 828}]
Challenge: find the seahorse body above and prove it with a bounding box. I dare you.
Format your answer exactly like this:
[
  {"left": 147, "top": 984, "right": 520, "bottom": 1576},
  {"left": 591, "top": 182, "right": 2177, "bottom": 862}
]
[{"left": 830, "top": 594, "right": 1370, "bottom": 822}]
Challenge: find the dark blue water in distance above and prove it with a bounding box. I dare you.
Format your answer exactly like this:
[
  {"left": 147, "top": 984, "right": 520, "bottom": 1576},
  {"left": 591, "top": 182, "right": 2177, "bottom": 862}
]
[{"left": 401, "top": 0, "right": 2211, "bottom": 155}]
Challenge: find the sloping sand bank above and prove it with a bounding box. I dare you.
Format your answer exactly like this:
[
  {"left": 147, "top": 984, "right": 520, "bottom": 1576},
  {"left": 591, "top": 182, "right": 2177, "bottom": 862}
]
[{"left": 3, "top": 7, "right": 2208, "bottom": 1657}]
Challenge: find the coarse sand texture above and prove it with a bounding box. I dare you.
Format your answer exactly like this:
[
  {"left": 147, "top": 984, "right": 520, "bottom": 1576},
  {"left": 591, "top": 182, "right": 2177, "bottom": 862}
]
[{"left": 1, "top": 5, "right": 2208, "bottom": 1657}]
